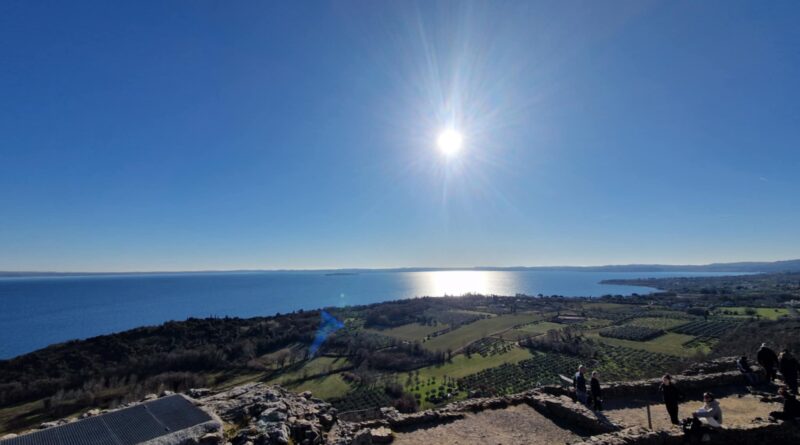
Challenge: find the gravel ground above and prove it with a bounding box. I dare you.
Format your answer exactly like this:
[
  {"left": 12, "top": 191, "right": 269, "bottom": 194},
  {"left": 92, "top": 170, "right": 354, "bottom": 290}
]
[{"left": 393, "top": 404, "right": 582, "bottom": 445}]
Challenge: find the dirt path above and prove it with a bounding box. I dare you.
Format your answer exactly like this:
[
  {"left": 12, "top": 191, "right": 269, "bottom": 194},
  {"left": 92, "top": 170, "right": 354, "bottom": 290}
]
[
  {"left": 393, "top": 404, "right": 582, "bottom": 445},
  {"left": 604, "top": 394, "right": 780, "bottom": 431}
]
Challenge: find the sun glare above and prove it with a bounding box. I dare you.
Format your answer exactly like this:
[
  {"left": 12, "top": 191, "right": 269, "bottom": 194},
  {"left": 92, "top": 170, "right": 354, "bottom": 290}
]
[{"left": 437, "top": 128, "right": 463, "bottom": 156}]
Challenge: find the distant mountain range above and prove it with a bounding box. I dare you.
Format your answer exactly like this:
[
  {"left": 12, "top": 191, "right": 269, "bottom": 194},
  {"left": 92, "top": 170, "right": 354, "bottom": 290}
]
[{"left": 2, "top": 258, "right": 800, "bottom": 278}]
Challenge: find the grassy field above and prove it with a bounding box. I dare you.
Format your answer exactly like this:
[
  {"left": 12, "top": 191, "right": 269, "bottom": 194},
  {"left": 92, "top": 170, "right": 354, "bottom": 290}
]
[
  {"left": 515, "top": 321, "right": 566, "bottom": 335},
  {"left": 582, "top": 302, "right": 637, "bottom": 312},
  {"left": 575, "top": 318, "right": 615, "bottom": 329},
  {"left": 212, "top": 371, "right": 266, "bottom": 391},
  {"left": 718, "top": 306, "right": 789, "bottom": 320},
  {"left": 423, "top": 313, "right": 543, "bottom": 352},
  {"left": 404, "top": 346, "right": 534, "bottom": 408},
  {"left": 627, "top": 317, "right": 687, "bottom": 330},
  {"left": 0, "top": 400, "right": 45, "bottom": 435},
  {"left": 267, "top": 356, "right": 351, "bottom": 385},
  {"left": 365, "top": 322, "right": 448, "bottom": 341},
  {"left": 588, "top": 332, "right": 704, "bottom": 357},
  {"left": 288, "top": 373, "right": 351, "bottom": 400}
]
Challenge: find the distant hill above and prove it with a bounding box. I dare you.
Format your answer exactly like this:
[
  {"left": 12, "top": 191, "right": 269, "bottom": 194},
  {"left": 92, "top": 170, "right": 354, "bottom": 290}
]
[
  {"left": 493, "top": 258, "right": 800, "bottom": 273},
  {"left": 2, "top": 258, "right": 799, "bottom": 278}
]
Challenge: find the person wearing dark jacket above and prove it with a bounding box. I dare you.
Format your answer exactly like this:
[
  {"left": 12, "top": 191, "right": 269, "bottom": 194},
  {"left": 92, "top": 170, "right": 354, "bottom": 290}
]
[
  {"left": 758, "top": 343, "right": 779, "bottom": 381},
  {"left": 737, "top": 355, "right": 759, "bottom": 386},
  {"left": 769, "top": 386, "right": 800, "bottom": 421},
  {"left": 574, "top": 365, "right": 588, "bottom": 405},
  {"left": 590, "top": 371, "right": 603, "bottom": 411},
  {"left": 778, "top": 350, "right": 799, "bottom": 394},
  {"left": 659, "top": 374, "right": 681, "bottom": 425}
]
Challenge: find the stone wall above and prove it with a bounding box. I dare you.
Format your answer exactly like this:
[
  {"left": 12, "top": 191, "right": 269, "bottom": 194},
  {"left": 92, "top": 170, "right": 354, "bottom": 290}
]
[
  {"left": 335, "top": 389, "right": 617, "bottom": 443},
  {"left": 600, "top": 371, "right": 749, "bottom": 400}
]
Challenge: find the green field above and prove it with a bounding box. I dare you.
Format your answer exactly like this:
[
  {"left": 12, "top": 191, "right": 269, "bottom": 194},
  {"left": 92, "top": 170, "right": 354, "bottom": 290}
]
[
  {"left": 289, "top": 373, "right": 351, "bottom": 400},
  {"left": 404, "top": 346, "right": 534, "bottom": 408},
  {"left": 582, "top": 302, "right": 637, "bottom": 312},
  {"left": 516, "top": 321, "right": 565, "bottom": 334},
  {"left": 423, "top": 313, "right": 543, "bottom": 352},
  {"left": 267, "top": 356, "right": 351, "bottom": 385},
  {"left": 627, "top": 317, "right": 688, "bottom": 330},
  {"left": 365, "top": 322, "right": 448, "bottom": 341},
  {"left": 588, "top": 332, "right": 704, "bottom": 357},
  {"left": 718, "top": 307, "right": 789, "bottom": 320}
]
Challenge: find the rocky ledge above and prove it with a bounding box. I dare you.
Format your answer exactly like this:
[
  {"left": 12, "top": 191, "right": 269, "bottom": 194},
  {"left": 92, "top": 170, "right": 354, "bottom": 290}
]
[{"left": 199, "top": 383, "right": 338, "bottom": 445}]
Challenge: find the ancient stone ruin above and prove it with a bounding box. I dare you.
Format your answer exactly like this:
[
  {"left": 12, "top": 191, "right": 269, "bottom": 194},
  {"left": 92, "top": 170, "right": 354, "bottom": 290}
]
[{"left": 2, "top": 359, "right": 798, "bottom": 445}]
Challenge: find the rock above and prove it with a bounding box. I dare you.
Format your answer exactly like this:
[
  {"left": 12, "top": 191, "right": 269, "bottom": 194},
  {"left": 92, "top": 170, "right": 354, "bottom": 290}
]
[
  {"left": 198, "top": 432, "right": 224, "bottom": 445},
  {"left": 80, "top": 408, "right": 101, "bottom": 419},
  {"left": 0, "top": 434, "right": 18, "bottom": 440},
  {"left": 369, "top": 426, "right": 394, "bottom": 443},
  {"left": 301, "top": 391, "right": 313, "bottom": 399},
  {"left": 160, "top": 390, "right": 175, "bottom": 397},
  {"left": 320, "top": 413, "right": 335, "bottom": 429},
  {"left": 351, "top": 429, "right": 373, "bottom": 445},
  {"left": 260, "top": 405, "right": 289, "bottom": 422},
  {"left": 189, "top": 388, "right": 213, "bottom": 398},
  {"left": 142, "top": 393, "right": 158, "bottom": 401},
  {"left": 202, "top": 384, "right": 336, "bottom": 445}
]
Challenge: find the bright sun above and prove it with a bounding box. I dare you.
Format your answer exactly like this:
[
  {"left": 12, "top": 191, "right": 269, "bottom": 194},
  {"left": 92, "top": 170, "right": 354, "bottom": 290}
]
[{"left": 437, "top": 128, "right": 463, "bottom": 156}]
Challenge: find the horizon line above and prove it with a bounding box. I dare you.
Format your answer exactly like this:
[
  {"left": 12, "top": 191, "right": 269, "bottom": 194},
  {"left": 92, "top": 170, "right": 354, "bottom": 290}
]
[{"left": 1, "top": 257, "right": 798, "bottom": 276}]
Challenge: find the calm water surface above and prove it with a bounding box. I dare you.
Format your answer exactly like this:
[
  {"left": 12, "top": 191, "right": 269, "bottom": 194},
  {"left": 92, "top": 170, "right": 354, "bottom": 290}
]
[{"left": 0, "top": 270, "right": 730, "bottom": 359}]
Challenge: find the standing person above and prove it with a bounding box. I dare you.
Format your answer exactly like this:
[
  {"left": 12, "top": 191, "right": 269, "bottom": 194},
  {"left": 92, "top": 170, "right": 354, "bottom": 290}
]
[
  {"left": 778, "top": 350, "right": 799, "bottom": 395},
  {"left": 659, "top": 374, "right": 682, "bottom": 425},
  {"left": 736, "top": 355, "right": 759, "bottom": 386},
  {"left": 769, "top": 386, "right": 800, "bottom": 421},
  {"left": 590, "top": 371, "right": 603, "bottom": 411},
  {"left": 758, "top": 343, "right": 779, "bottom": 382},
  {"left": 574, "top": 365, "right": 588, "bottom": 405}
]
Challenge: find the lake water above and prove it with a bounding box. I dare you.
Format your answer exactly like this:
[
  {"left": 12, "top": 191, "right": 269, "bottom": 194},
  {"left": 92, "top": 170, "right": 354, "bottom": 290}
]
[{"left": 0, "top": 270, "right": 731, "bottom": 359}]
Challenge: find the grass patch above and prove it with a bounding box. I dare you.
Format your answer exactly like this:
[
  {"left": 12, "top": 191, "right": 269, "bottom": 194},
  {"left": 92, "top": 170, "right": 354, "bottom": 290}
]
[
  {"left": 582, "top": 303, "right": 637, "bottom": 312},
  {"left": 212, "top": 371, "right": 266, "bottom": 391},
  {"left": 717, "top": 307, "right": 789, "bottom": 320},
  {"left": 403, "top": 346, "right": 534, "bottom": 409},
  {"left": 515, "top": 321, "right": 566, "bottom": 335},
  {"left": 287, "top": 373, "right": 351, "bottom": 400},
  {"left": 267, "top": 356, "right": 351, "bottom": 385},
  {"left": 0, "top": 399, "right": 46, "bottom": 435},
  {"left": 627, "top": 317, "right": 687, "bottom": 330},
  {"left": 365, "top": 322, "right": 448, "bottom": 341},
  {"left": 588, "top": 332, "right": 704, "bottom": 357},
  {"left": 423, "top": 313, "right": 543, "bottom": 352}
]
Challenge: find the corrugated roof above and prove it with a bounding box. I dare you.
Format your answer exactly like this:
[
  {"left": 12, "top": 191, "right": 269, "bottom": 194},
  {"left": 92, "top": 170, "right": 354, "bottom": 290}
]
[{"left": 1, "top": 395, "right": 212, "bottom": 445}]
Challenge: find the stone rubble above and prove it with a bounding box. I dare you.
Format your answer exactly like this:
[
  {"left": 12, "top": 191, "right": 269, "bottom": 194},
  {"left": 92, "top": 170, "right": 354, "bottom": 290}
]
[{"left": 200, "top": 383, "right": 338, "bottom": 445}]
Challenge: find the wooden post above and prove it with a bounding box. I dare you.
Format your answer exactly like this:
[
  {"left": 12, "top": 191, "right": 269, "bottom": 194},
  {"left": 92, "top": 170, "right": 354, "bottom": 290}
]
[{"left": 646, "top": 400, "right": 653, "bottom": 430}]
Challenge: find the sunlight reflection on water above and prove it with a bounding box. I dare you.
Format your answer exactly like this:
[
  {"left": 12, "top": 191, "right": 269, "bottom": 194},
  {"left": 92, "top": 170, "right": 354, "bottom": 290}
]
[{"left": 412, "top": 270, "right": 518, "bottom": 296}]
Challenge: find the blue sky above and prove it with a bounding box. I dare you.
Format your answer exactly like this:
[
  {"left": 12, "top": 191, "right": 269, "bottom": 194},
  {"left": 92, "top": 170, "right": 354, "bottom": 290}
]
[{"left": 1, "top": 1, "right": 799, "bottom": 271}]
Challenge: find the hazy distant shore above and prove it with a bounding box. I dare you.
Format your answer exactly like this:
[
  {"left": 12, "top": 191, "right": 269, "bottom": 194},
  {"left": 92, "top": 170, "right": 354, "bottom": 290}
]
[{"left": 2, "top": 258, "right": 799, "bottom": 279}]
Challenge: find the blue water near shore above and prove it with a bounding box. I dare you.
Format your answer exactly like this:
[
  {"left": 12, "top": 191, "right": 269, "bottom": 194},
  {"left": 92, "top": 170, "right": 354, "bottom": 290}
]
[{"left": 0, "top": 270, "right": 734, "bottom": 359}]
